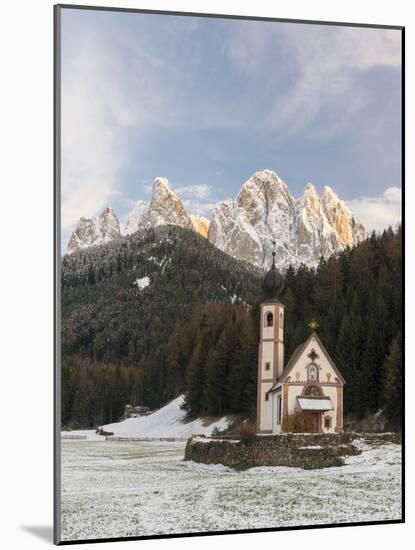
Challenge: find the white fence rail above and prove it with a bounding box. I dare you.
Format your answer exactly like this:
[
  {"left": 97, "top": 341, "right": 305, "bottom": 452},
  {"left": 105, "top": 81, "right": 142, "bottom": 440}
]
[{"left": 105, "top": 436, "right": 188, "bottom": 442}]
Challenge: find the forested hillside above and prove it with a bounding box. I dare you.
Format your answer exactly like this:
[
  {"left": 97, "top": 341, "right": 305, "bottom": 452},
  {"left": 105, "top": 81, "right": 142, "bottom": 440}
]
[
  {"left": 61, "top": 225, "right": 261, "bottom": 427},
  {"left": 61, "top": 225, "right": 402, "bottom": 430}
]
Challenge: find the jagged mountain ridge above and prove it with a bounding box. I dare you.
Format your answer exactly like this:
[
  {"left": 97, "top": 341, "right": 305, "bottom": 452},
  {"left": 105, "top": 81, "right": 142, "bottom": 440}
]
[
  {"left": 68, "top": 178, "right": 205, "bottom": 254},
  {"left": 209, "top": 170, "right": 367, "bottom": 270},
  {"left": 67, "top": 170, "right": 367, "bottom": 269}
]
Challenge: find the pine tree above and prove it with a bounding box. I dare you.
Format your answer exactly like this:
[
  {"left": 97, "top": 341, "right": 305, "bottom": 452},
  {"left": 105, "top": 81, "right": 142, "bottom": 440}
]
[
  {"left": 183, "top": 342, "right": 207, "bottom": 415},
  {"left": 383, "top": 334, "right": 402, "bottom": 430},
  {"left": 61, "top": 225, "right": 402, "bottom": 425}
]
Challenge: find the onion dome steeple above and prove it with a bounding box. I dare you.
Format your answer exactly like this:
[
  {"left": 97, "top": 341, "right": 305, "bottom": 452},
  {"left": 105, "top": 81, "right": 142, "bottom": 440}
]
[{"left": 262, "top": 241, "right": 284, "bottom": 301}]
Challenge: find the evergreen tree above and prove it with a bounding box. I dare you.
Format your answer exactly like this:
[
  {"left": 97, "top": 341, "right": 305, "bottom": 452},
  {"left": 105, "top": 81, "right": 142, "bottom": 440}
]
[
  {"left": 61, "top": 224, "right": 402, "bottom": 426},
  {"left": 383, "top": 334, "right": 402, "bottom": 430}
]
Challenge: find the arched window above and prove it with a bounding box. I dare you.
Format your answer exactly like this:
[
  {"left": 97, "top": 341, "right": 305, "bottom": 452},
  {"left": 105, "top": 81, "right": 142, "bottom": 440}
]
[{"left": 265, "top": 312, "right": 274, "bottom": 327}]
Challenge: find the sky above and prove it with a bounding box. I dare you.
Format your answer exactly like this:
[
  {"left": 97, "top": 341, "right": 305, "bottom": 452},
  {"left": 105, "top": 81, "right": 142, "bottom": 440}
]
[{"left": 60, "top": 8, "right": 402, "bottom": 247}]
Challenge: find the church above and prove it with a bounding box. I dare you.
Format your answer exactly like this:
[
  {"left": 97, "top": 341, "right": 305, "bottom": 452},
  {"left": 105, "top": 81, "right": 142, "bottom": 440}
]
[{"left": 256, "top": 249, "right": 345, "bottom": 434}]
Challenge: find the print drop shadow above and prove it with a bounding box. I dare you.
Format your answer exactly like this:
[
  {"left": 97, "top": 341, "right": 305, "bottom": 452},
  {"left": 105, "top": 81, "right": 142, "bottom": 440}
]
[{"left": 21, "top": 525, "right": 53, "bottom": 543}]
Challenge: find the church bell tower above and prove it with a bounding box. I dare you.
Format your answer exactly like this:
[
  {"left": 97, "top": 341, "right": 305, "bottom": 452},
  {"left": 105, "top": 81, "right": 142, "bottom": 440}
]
[{"left": 256, "top": 244, "right": 285, "bottom": 434}]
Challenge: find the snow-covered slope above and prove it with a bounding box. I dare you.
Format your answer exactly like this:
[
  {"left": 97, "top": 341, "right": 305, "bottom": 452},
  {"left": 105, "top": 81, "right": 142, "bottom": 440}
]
[
  {"left": 208, "top": 170, "right": 367, "bottom": 270},
  {"left": 102, "top": 395, "right": 229, "bottom": 438}
]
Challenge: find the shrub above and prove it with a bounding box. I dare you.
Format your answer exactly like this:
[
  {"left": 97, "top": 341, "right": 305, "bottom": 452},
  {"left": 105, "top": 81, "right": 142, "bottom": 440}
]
[
  {"left": 239, "top": 419, "right": 256, "bottom": 442},
  {"left": 282, "top": 412, "right": 314, "bottom": 433}
]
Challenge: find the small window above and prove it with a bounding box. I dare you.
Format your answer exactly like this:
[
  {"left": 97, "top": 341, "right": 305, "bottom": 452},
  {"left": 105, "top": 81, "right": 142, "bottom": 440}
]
[
  {"left": 265, "top": 393, "right": 269, "bottom": 402},
  {"left": 265, "top": 362, "right": 271, "bottom": 371},
  {"left": 324, "top": 416, "right": 331, "bottom": 429},
  {"left": 265, "top": 312, "right": 273, "bottom": 327}
]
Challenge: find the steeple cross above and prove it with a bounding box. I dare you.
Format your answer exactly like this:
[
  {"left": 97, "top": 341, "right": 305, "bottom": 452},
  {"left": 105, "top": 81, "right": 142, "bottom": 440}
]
[{"left": 271, "top": 240, "right": 276, "bottom": 266}]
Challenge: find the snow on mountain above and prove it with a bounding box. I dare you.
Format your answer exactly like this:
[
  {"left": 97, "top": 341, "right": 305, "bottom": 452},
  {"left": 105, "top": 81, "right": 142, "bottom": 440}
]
[
  {"left": 321, "top": 185, "right": 367, "bottom": 248},
  {"left": 296, "top": 183, "right": 339, "bottom": 264},
  {"left": 208, "top": 170, "right": 367, "bottom": 270},
  {"left": 101, "top": 395, "right": 230, "bottom": 439},
  {"left": 146, "top": 177, "right": 194, "bottom": 230},
  {"left": 190, "top": 214, "right": 210, "bottom": 238},
  {"left": 67, "top": 207, "right": 121, "bottom": 254},
  {"left": 123, "top": 200, "right": 148, "bottom": 235},
  {"left": 134, "top": 276, "right": 150, "bottom": 290},
  {"left": 123, "top": 177, "right": 194, "bottom": 234},
  {"left": 67, "top": 170, "right": 367, "bottom": 268},
  {"left": 68, "top": 178, "right": 194, "bottom": 253},
  {"left": 122, "top": 177, "right": 195, "bottom": 236}
]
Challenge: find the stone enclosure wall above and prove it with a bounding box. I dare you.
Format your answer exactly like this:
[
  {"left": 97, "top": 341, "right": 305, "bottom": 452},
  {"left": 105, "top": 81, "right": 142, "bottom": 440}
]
[{"left": 185, "top": 432, "right": 363, "bottom": 470}]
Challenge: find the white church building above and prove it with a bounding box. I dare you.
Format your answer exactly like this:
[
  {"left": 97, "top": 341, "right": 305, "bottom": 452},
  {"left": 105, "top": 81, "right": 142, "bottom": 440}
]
[{"left": 256, "top": 250, "right": 345, "bottom": 434}]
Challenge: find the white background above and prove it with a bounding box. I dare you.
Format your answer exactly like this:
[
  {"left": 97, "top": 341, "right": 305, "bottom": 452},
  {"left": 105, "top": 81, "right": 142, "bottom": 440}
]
[{"left": 0, "top": 0, "right": 412, "bottom": 548}]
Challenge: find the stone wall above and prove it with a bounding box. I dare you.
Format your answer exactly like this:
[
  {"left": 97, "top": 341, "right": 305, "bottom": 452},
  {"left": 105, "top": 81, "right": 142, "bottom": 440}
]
[{"left": 185, "top": 432, "right": 362, "bottom": 470}]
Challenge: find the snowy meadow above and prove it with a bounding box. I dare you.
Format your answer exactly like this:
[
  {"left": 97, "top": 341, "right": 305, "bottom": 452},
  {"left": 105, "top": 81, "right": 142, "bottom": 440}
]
[{"left": 61, "top": 437, "right": 401, "bottom": 541}]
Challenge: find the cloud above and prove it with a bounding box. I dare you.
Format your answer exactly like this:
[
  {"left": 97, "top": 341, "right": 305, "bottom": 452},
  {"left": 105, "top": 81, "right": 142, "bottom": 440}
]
[
  {"left": 173, "top": 184, "right": 212, "bottom": 199},
  {"left": 60, "top": 17, "right": 180, "bottom": 232},
  {"left": 169, "top": 183, "right": 217, "bottom": 216},
  {"left": 182, "top": 199, "right": 218, "bottom": 217},
  {"left": 225, "top": 23, "right": 401, "bottom": 134},
  {"left": 383, "top": 187, "right": 402, "bottom": 202},
  {"left": 172, "top": 183, "right": 223, "bottom": 216},
  {"left": 61, "top": 41, "right": 124, "bottom": 230},
  {"left": 347, "top": 187, "right": 401, "bottom": 232}
]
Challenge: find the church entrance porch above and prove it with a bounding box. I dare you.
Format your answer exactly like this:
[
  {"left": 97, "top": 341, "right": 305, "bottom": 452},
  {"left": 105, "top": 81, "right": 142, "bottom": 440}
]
[
  {"left": 300, "top": 411, "right": 322, "bottom": 433},
  {"left": 294, "top": 395, "right": 334, "bottom": 433}
]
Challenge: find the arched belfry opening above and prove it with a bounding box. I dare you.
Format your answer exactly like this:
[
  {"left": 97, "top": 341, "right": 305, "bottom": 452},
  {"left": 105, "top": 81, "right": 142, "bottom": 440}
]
[{"left": 265, "top": 312, "right": 274, "bottom": 327}]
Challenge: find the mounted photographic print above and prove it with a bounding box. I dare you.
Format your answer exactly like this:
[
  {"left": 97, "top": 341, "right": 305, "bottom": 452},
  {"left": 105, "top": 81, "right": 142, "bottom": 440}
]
[{"left": 54, "top": 4, "right": 404, "bottom": 545}]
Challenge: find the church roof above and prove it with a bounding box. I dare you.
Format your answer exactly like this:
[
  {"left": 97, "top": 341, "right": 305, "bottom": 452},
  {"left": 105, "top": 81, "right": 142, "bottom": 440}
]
[{"left": 278, "top": 331, "right": 345, "bottom": 386}]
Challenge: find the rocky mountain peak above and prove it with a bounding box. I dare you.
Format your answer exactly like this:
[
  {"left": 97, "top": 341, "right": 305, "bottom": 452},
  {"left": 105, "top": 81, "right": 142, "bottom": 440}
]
[
  {"left": 67, "top": 208, "right": 121, "bottom": 254},
  {"left": 190, "top": 214, "right": 210, "bottom": 238},
  {"left": 320, "top": 185, "right": 365, "bottom": 248},
  {"left": 321, "top": 185, "right": 339, "bottom": 203},
  {"left": 99, "top": 206, "right": 120, "bottom": 240},
  {"left": 147, "top": 177, "right": 193, "bottom": 230},
  {"left": 299, "top": 183, "right": 322, "bottom": 222},
  {"left": 151, "top": 176, "right": 173, "bottom": 198},
  {"left": 208, "top": 170, "right": 367, "bottom": 270},
  {"left": 123, "top": 200, "right": 148, "bottom": 235}
]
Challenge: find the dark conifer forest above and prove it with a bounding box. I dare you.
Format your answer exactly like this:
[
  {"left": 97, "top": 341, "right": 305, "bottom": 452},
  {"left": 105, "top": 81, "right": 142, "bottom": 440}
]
[{"left": 61, "top": 225, "right": 402, "bottom": 430}]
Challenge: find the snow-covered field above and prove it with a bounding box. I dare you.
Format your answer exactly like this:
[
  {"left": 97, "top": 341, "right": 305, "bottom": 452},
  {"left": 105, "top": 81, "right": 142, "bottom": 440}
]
[{"left": 60, "top": 437, "right": 402, "bottom": 542}]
